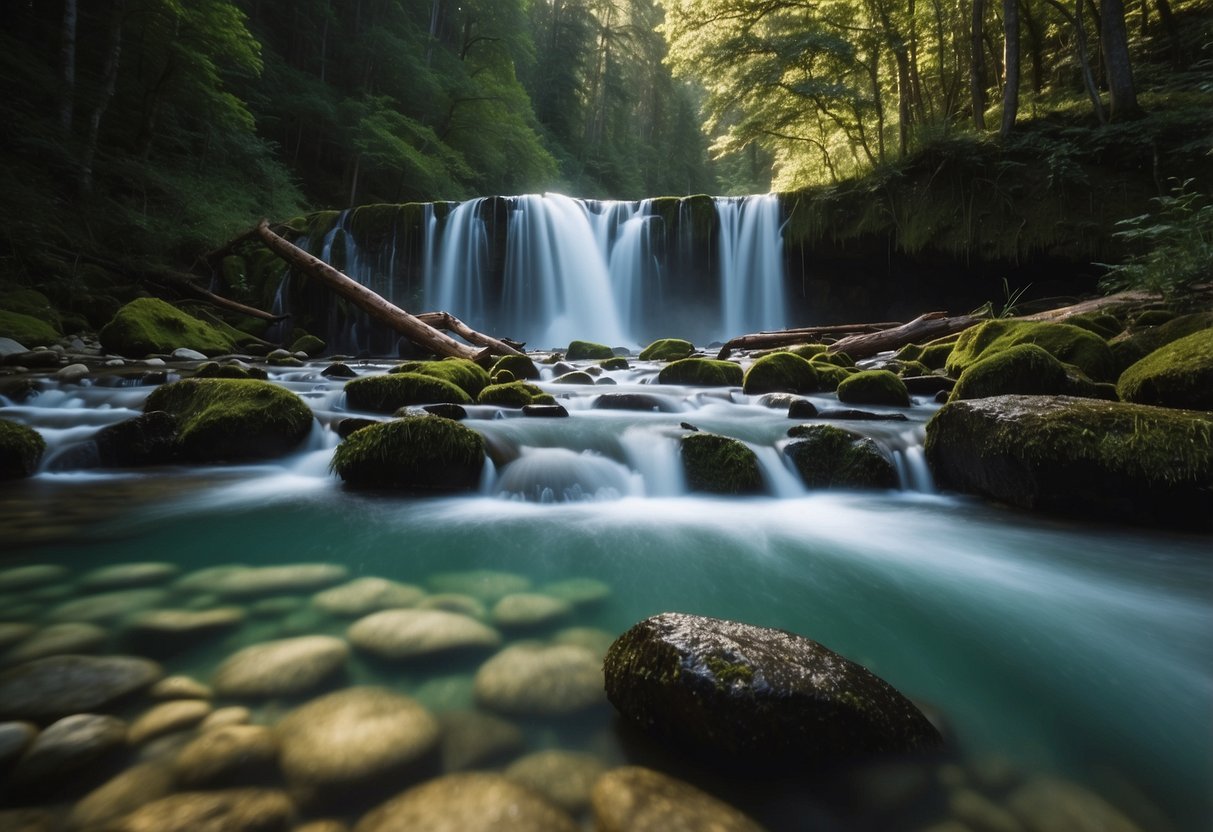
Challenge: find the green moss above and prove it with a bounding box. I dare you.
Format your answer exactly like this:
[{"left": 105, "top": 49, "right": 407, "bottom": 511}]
[
  {"left": 554, "top": 371, "right": 595, "bottom": 384},
  {"left": 1117, "top": 329, "right": 1213, "bottom": 411},
  {"left": 946, "top": 320, "right": 1116, "bottom": 382},
  {"left": 784, "top": 424, "right": 897, "bottom": 489},
  {"left": 346, "top": 373, "right": 472, "bottom": 412},
  {"left": 1110, "top": 311, "right": 1213, "bottom": 372},
  {"left": 491, "top": 370, "right": 515, "bottom": 384},
  {"left": 0, "top": 310, "right": 60, "bottom": 347},
  {"left": 809, "top": 361, "right": 851, "bottom": 392},
  {"left": 815, "top": 350, "right": 855, "bottom": 368},
  {"left": 331, "top": 415, "right": 485, "bottom": 492},
  {"left": 743, "top": 352, "right": 819, "bottom": 395},
  {"left": 598, "top": 357, "right": 630, "bottom": 370},
  {"left": 1132, "top": 309, "right": 1177, "bottom": 327},
  {"left": 144, "top": 379, "right": 313, "bottom": 463},
  {"left": 0, "top": 418, "right": 45, "bottom": 479},
  {"left": 490, "top": 354, "right": 540, "bottom": 381},
  {"left": 99, "top": 298, "right": 237, "bottom": 358},
  {"left": 704, "top": 656, "right": 755, "bottom": 688},
  {"left": 0, "top": 288, "right": 60, "bottom": 332},
  {"left": 837, "top": 370, "right": 911, "bottom": 407},
  {"left": 894, "top": 344, "right": 923, "bottom": 362},
  {"left": 390, "top": 358, "right": 490, "bottom": 398},
  {"left": 639, "top": 339, "right": 695, "bottom": 361},
  {"left": 657, "top": 358, "right": 743, "bottom": 387},
  {"left": 566, "top": 340, "right": 615, "bottom": 360},
  {"left": 680, "top": 433, "right": 762, "bottom": 494},
  {"left": 787, "top": 343, "right": 830, "bottom": 359},
  {"left": 477, "top": 381, "right": 556, "bottom": 408},
  {"left": 918, "top": 342, "right": 955, "bottom": 370},
  {"left": 951, "top": 343, "right": 1080, "bottom": 401},
  {"left": 1067, "top": 313, "right": 1123, "bottom": 339},
  {"left": 290, "top": 334, "right": 326, "bottom": 356},
  {"left": 893, "top": 359, "right": 931, "bottom": 377},
  {"left": 193, "top": 361, "right": 266, "bottom": 380}
]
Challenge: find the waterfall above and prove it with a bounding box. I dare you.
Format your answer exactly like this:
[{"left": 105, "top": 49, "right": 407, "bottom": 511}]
[{"left": 716, "top": 195, "right": 787, "bottom": 336}]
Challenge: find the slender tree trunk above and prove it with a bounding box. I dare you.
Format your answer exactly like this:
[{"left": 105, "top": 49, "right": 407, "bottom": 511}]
[
  {"left": 971, "top": 0, "right": 987, "bottom": 129},
  {"left": 81, "top": 0, "right": 126, "bottom": 194},
  {"left": 1000, "top": 0, "right": 1020, "bottom": 137},
  {"left": 1100, "top": 0, "right": 1143, "bottom": 120},
  {"left": 1074, "top": 0, "right": 1107, "bottom": 122},
  {"left": 1153, "top": 0, "right": 1182, "bottom": 68},
  {"left": 60, "top": 0, "right": 78, "bottom": 133},
  {"left": 1021, "top": 0, "right": 1045, "bottom": 94}
]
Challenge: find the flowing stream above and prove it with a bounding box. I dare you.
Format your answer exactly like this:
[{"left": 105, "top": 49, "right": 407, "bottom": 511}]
[{"left": 1, "top": 355, "right": 1209, "bottom": 830}]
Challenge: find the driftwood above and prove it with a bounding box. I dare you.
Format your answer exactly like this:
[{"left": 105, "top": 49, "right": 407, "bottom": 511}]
[
  {"left": 715, "top": 322, "right": 903, "bottom": 359},
  {"left": 255, "top": 219, "right": 519, "bottom": 361},
  {"left": 826, "top": 312, "right": 981, "bottom": 359},
  {"left": 416, "top": 312, "right": 524, "bottom": 356}
]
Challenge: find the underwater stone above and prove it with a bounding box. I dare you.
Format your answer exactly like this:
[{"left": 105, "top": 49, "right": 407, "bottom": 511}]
[
  {"left": 505, "top": 750, "right": 607, "bottom": 813},
  {"left": 347, "top": 609, "right": 501, "bottom": 660},
  {"left": 67, "top": 762, "right": 177, "bottom": 830},
  {"left": 124, "top": 608, "right": 246, "bottom": 655},
  {"left": 10, "top": 713, "right": 127, "bottom": 790},
  {"left": 331, "top": 415, "right": 485, "bottom": 492},
  {"left": 540, "top": 578, "right": 612, "bottom": 606},
  {"left": 553, "top": 627, "right": 618, "bottom": 660},
  {"left": 436, "top": 709, "right": 524, "bottom": 772},
  {"left": 173, "top": 724, "right": 279, "bottom": 789},
  {"left": 127, "top": 699, "right": 212, "bottom": 744},
  {"left": 104, "top": 788, "right": 295, "bottom": 832},
  {"left": 603, "top": 613, "right": 943, "bottom": 762},
  {"left": 2, "top": 622, "right": 107, "bottom": 664},
  {"left": 80, "top": 561, "right": 180, "bottom": 589},
  {"left": 49, "top": 588, "right": 170, "bottom": 624},
  {"left": 591, "top": 766, "right": 765, "bottom": 832},
  {"left": 1005, "top": 777, "right": 1142, "bottom": 832},
  {"left": 784, "top": 424, "right": 898, "bottom": 490},
  {"left": 150, "top": 675, "right": 212, "bottom": 700},
  {"left": 313, "top": 577, "right": 426, "bottom": 617},
  {"left": 473, "top": 642, "right": 604, "bottom": 717},
  {"left": 354, "top": 772, "right": 578, "bottom": 832},
  {"left": 175, "top": 564, "right": 349, "bottom": 597},
  {"left": 0, "top": 721, "right": 37, "bottom": 767},
  {"left": 490, "top": 593, "right": 572, "bottom": 629},
  {"left": 837, "top": 370, "right": 911, "bottom": 407},
  {"left": 0, "top": 655, "right": 162, "bottom": 721},
  {"left": 427, "top": 570, "right": 532, "bottom": 602},
  {"left": 0, "top": 623, "right": 36, "bottom": 651},
  {"left": 212, "top": 636, "right": 349, "bottom": 698},
  {"left": 0, "top": 565, "right": 69, "bottom": 591},
  {"left": 415, "top": 594, "right": 488, "bottom": 620}
]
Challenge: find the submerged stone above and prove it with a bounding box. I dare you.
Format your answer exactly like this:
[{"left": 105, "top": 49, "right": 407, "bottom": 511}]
[
  {"left": 505, "top": 750, "right": 607, "bottom": 813},
  {"left": 436, "top": 709, "right": 524, "bottom": 772},
  {"left": 354, "top": 772, "right": 578, "bottom": 832},
  {"left": 174, "top": 724, "right": 279, "bottom": 789},
  {"left": 127, "top": 699, "right": 212, "bottom": 744},
  {"left": 212, "top": 636, "right": 349, "bottom": 698},
  {"left": 313, "top": 577, "right": 425, "bottom": 617},
  {"left": 49, "top": 588, "right": 170, "bottom": 624},
  {"left": 603, "top": 613, "right": 942, "bottom": 762},
  {"left": 331, "top": 415, "right": 485, "bottom": 492},
  {"left": 3, "top": 622, "right": 107, "bottom": 664},
  {"left": 0, "top": 565, "right": 68, "bottom": 591},
  {"left": 490, "top": 593, "right": 572, "bottom": 629},
  {"left": 347, "top": 609, "right": 501, "bottom": 660},
  {"left": 427, "top": 570, "right": 532, "bottom": 602},
  {"left": 0, "top": 655, "right": 162, "bottom": 722},
  {"left": 10, "top": 713, "right": 127, "bottom": 789},
  {"left": 591, "top": 766, "right": 765, "bottom": 832},
  {"left": 474, "top": 642, "right": 604, "bottom": 717},
  {"left": 68, "top": 762, "right": 177, "bottom": 830},
  {"left": 81, "top": 561, "right": 180, "bottom": 589},
  {"left": 104, "top": 788, "right": 294, "bottom": 832}
]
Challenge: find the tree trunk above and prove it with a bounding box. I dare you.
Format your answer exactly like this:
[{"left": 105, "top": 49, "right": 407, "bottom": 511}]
[
  {"left": 254, "top": 220, "right": 496, "bottom": 361},
  {"left": 716, "top": 322, "right": 905, "bottom": 360},
  {"left": 1000, "top": 0, "right": 1020, "bottom": 138},
  {"left": 60, "top": 0, "right": 78, "bottom": 133},
  {"left": 1100, "top": 0, "right": 1143, "bottom": 120},
  {"left": 971, "top": 0, "right": 987, "bottom": 129},
  {"left": 1044, "top": 0, "right": 1106, "bottom": 123},
  {"left": 81, "top": 0, "right": 126, "bottom": 194},
  {"left": 1153, "top": 0, "right": 1182, "bottom": 68},
  {"left": 827, "top": 312, "right": 981, "bottom": 360},
  {"left": 415, "top": 312, "right": 525, "bottom": 355}
]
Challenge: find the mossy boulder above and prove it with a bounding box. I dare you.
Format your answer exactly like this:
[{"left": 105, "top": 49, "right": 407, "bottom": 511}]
[
  {"left": 639, "top": 339, "right": 694, "bottom": 361},
  {"left": 808, "top": 361, "right": 851, "bottom": 392},
  {"left": 477, "top": 382, "right": 556, "bottom": 408},
  {"left": 1110, "top": 311, "right": 1213, "bottom": 373},
  {"left": 1132, "top": 309, "right": 1176, "bottom": 327},
  {"left": 0, "top": 418, "right": 45, "bottom": 479},
  {"left": 742, "top": 352, "right": 819, "bottom": 395},
  {"left": 99, "top": 298, "right": 237, "bottom": 358},
  {"left": 603, "top": 613, "right": 942, "bottom": 763},
  {"left": 554, "top": 371, "right": 595, "bottom": 384},
  {"left": 950, "top": 343, "right": 1100, "bottom": 401},
  {"left": 784, "top": 424, "right": 897, "bottom": 489},
  {"left": 657, "top": 358, "right": 743, "bottom": 387},
  {"left": 598, "top": 357, "right": 630, "bottom": 371},
  {"left": 786, "top": 343, "right": 829, "bottom": 360},
  {"left": 814, "top": 350, "right": 855, "bottom": 368},
  {"left": 1116, "top": 329, "right": 1213, "bottom": 411},
  {"left": 945, "top": 320, "right": 1116, "bottom": 382},
  {"left": 925, "top": 395, "right": 1213, "bottom": 529},
  {"left": 680, "top": 433, "right": 762, "bottom": 495},
  {"left": 566, "top": 340, "right": 614, "bottom": 361},
  {"left": 0, "top": 311, "right": 60, "bottom": 347},
  {"left": 837, "top": 370, "right": 910, "bottom": 407},
  {"left": 1066, "top": 313, "right": 1123, "bottom": 339},
  {"left": 144, "top": 379, "right": 313, "bottom": 463},
  {"left": 290, "top": 334, "right": 326, "bottom": 356},
  {"left": 392, "top": 359, "right": 490, "bottom": 398},
  {"left": 331, "top": 415, "right": 485, "bottom": 492},
  {"left": 193, "top": 361, "right": 266, "bottom": 380},
  {"left": 490, "top": 354, "right": 540, "bottom": 381},
  {"left": 346, "top": 373, "right": 472, "bottom": 412}
]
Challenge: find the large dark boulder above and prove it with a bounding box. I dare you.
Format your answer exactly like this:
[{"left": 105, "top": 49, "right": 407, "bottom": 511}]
[
  {"left": 603, "top": 613, "right": 942, "bottom": 764},
  {"left": 925, "top": 395, "right": 1213, "bottom": 529},
  {"left": 331, "top": 415, "right": 485, "bottom": 492},
  {"left": 99, "top": 298, "right": 237, "bottom": 358},
  {"left": 0, "top": 418, "right": 45, "bottom": 479},
  {"left": 93, "top": 411, "right": 180, "bottom": 467},
  {"left": 679, "top": 433, "right": 762, "bottom": 495},
  {"left": 784, "top": 424, "right": 897, "bottom": 489}
]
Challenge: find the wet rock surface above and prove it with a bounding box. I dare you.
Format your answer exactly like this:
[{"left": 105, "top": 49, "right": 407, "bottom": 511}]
[
  {"left": 591, "top": 766, "right": 767, "bottom": 832},
  {"left": 353, "top": 772, "right": 578, "bottom": 832},
  {"left": 212, "top": 636, "right": 349, "bottom": 698},
  {"left": 0, "top": 655, "right": 162, "bottom": 722}
]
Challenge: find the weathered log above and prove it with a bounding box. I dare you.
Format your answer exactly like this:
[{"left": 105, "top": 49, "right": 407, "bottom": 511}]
[
  {"left": 826, "top": 312, "right": 981, "bottom": 359},
  {"left": 254, "top": 219, "right": 492, "bottom": 361},
  {"left": 415, "top": 311, "right": 524, "bottom": 356},
  {"left": 715, "top": 322, "right": 903, "bottom": 359}
]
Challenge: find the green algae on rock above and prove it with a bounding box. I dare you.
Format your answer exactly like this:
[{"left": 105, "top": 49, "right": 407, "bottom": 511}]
[
  {"left": 566, "top": 340, "right": 614, "bottom": 360},
  {"left": 1110, "top": 311, "right": 1213, "bottom": 373},
  {"left": 1116, "top": 329, "right": 1213, "bottom": 411},
  {"left": 784, "top": 424, "right": 897, "bottom": 489},
  {"left": 657, "top": 358, "right": 743, "bottom": 387},
  {"left": 949, "top": 343, "right": 1102, "bottom": 401},
  {"left": 925, "top": 395, "right": 1213, "bottom": 529},
  {"left": 679, "top": 433, "right": 762, "bottom": 495},
  {"left": 489, "top": 353, "right": 540, "bottom": 381},
  {"left": 742, "top": 351, "right": 819, "bottom": 395},
  {"left": 346, "top": 373, "right": 473, "bottom": 412},
  {"left": 144, "top": 379, "right": 313, "bottom": 463},
  {"left": 603, "top": 613, "right": 942, "bottom": 763},
  {"left": 391, "top": 359, "right": 490, "bottom": 398},
  {"left": 945, "top": 320, "right": 1116, "bottom": 382},
  {"left": 331, "top": 415, "right": 485, "bottom": 491},
  {"left": 639, "top": 338, "right": 695, "bottom": 361},
  {"left": 837, "top": 369, "right": 911, "bottom": 407},
  {"left": 0, "top": 310, "right": 60, "bottom": 347},
  {"left": 0, "top": 418, "right": 45, "bottom": 479},
  {"left": 99, "top": 298, "right": 238, "bottom": 358},
  {"left": 476, "top": 381, "right": 555, "bottom": 408}
]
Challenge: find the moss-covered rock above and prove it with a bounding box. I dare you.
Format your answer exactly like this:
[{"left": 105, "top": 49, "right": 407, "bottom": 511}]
[
  {"left": 784, "top": 424, "right": 897, "bottom": 489},
  {"left": 566, "top": 341, "right": 614, "bottom": 361},
  {"left": 290, "top": 334, "right": 326, "bottom": 356},
  {"left": 331, "top": 416, "right": 485, "bottom": 492},
  {"left": 742, "top": 352, "right": 819, "bottom": 395},
  {"left": 1117, "top": 329, "right": 1213, "bottom": 411},
  {"left": 808, "top": 361, "right": 852, "bottom": 392},
  {"left": 391, "top": 359, "right": 490, "bottom": 398},
  {"left": 99, "top": 299, "right": 237, "bottom": 358},
  {"left": 603, "top": 613, "right": 942, "bottom": 763},
  {"left": 0, "top": 418, "right": 45, "bottom": 479},
  {"left": 680, "top": 433, "right": 762, "bottom": 494},
  {"left": 814, "top": 350, "right": 855, "bottom": 368},
  {"left": 639, "top": 339, "right": 694, "bottom": 361},
  {"left": 346, "top": 373, "right": 472, "bottom": 412},
  {"left": 950, "top": 343, "right": 1100, "bottom": 401},
  {"left": 143, "top": 379, "right": 313, "bottom": 463},
  {"left": 490, "top": 354, "right": 540, "bottom": 381},
  {"left": 0, "top": 310, "right": 60, "bottom": 347},
  {"left": 1110, "top": 311, "right": 1213, "bottom": 373},
  {"left": 477, "top": 382, "right": 556, "bottom": 408},
  {"left": 554, "top": 371, "right": 595, "bottom": 385},
  {"left": 656, "top": 358, "right": 743, "bottom": 387},
  {"left": 946, "top": 320, "right": 1116, "bottom": 382},
  {"left": 837, "top": 370, "right": 911, "bottom": 407},
  {"left": 1132, "top": 309, "right": 1176, "bottom": 327},
  {"left": 786, "top": 343, "right": 830, "bottom": 360},
  {"left": 597, "top": 357, "right": 630, "bottom": 371},
  {"left": 925, "top": 395, "right": 1213, "bottom": 529},
  {"left": 193, "top": 361, "right": 267, "bottom": 380},
  {"left": 918, "top": 342, "right": 954, "bottom": 370},
  {"left": 1066, "top": 313, "right": 1123, "bottom": 339}
]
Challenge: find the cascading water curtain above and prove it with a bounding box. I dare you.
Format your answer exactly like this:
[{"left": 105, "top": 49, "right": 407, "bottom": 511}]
[{"left": 716, "top": 194, "right": 787, "bottom": 339}]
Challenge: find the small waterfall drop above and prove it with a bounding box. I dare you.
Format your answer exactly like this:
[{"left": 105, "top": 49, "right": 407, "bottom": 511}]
[{"left": 717, "top": 195, "right": 787, "bottom": 336}]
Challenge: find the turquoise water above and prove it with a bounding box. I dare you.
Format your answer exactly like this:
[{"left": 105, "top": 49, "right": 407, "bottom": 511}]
[{"left": 1, "top": 361, "right": 1210, "bottom": 830}]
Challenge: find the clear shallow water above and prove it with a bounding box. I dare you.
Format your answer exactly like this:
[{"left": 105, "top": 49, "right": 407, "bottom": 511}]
[{"left": 1, "top": 358, "right": 1210, "bottom": 830}]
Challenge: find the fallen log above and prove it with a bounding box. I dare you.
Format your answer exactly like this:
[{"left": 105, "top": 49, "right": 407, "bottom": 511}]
[
  {"left": 416, "top": 311, "right": 524, "bottom": 356},
  {"left": 826, "top": 312, "right": 981, "bottom": 359},
  {"left": 254, "top": 219, "right": 508, "bottom": 361},
  {"left": 715, "top": 322, "right": 903, "bottom": 359}
]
